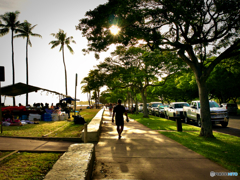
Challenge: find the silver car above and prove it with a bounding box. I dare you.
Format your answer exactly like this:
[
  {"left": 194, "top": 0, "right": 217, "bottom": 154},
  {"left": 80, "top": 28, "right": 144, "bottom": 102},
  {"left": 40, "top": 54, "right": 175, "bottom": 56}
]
[
  {"left": 148, "top": 102, "right": 163, "bottom": 115},
  {"left": 154, "top": 105, "right": 169, "bottom": 117}
]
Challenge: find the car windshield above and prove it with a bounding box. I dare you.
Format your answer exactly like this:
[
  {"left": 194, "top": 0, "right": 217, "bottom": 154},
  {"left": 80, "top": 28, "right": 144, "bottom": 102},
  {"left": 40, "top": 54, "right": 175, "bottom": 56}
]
[
  {"left": 198, "top": 102, "right": 220, "bottom": 108},
  {"left": 209, "top": 102, "right": 220, "bottom": 108},
  {"left": 152, "top": 103, "right": 162, "bottom": 107},
  {"left": 174, "top": 103, "right": 189, "bottom": 108},
  {"left": 158, "top": 105, "right": 168, "bottom": 109}
]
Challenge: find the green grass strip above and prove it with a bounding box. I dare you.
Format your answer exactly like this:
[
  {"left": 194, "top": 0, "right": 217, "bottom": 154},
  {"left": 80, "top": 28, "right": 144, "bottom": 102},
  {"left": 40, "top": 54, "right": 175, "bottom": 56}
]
[
  {"left": 128, "top": 113, "right": 200, "bottom": 131},
  {"left": 0, "top": 152, "right": 62, "bottom": 180},
  {"left": 0, "top": 109, "right": 100, "bottom": 138},
  {"left": 160, "top": 131, "right": 240, "bottom": 173}
]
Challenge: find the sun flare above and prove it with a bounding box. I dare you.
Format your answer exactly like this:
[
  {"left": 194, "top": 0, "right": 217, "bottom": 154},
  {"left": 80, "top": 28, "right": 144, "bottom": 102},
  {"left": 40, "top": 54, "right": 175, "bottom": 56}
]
[{"left": 110, "top": 25, "right": 120, "bottom": 35}]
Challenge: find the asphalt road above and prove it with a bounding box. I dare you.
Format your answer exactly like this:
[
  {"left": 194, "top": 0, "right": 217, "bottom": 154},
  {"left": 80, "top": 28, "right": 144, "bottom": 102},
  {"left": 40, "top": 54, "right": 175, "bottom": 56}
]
[{"left": 212, "top": 115, "right": 240, "bottom": 137}]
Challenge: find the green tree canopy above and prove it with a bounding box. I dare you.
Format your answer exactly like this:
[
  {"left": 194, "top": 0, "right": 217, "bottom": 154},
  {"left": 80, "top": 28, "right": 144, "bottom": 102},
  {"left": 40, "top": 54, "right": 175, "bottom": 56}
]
[{"left": 78, "top": 0, "right": 240, "bottom": 137}]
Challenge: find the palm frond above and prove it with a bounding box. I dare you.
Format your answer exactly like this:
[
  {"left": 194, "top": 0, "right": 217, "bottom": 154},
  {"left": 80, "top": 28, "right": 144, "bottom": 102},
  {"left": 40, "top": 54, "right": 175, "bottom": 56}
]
[
  {"left": 50, "top": 33, "right": 56, "bottom": 37},
  {"left": 30, "top": 24, "right": 37, "bottom": 31},
  {"left": 67, "top": 45, "right": 74, "bottom": 54},
  {"left": 14, "top": 34, "right": 26, "bottom": 38},
  {"left": 49, "top": 40, "right": 60, "bottom": 49},
  {"left": 0, "top": 28, "right": 9, "bottom": 36},
  {"left": 31, "top": 33, "right": 42, "bottom": 38}
]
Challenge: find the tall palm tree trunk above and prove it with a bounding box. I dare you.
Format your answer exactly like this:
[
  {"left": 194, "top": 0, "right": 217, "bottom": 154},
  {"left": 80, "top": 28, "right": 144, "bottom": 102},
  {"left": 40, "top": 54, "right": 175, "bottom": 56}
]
[
  {"left": 26, "top": 37, "right": 29, "bottom": 105},
  {"left": 62, "top": 46, "right": 68, "bottom": 96},
  {"left": 11, "top": 30, "right": 15, "bottom": 106}
]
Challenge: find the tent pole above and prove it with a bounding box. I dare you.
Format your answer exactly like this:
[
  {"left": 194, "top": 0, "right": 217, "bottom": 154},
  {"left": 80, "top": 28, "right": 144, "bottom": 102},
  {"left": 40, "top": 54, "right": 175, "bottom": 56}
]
[
  {"left": 0, "top": 82, "right": 3, "bottom": 133},
  {"left": 74, "top": 74, "right": 77, "bottom": 116}
]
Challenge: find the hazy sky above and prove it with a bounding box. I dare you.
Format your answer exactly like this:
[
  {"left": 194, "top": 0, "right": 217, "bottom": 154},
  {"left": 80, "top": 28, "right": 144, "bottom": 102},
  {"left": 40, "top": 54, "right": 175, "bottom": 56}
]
[{"left": 0, "top": 0, "right": 113, "bottom": 106}]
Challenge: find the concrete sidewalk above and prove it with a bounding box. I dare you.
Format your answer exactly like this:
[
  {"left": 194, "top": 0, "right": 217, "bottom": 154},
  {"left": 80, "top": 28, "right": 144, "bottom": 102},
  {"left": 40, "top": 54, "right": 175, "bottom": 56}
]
[
  {"left": 0, "top": 137, "right": 76, "bottom": 152},
  {"left": 92, "top": 110, "right": 239, "bottom": 180}
]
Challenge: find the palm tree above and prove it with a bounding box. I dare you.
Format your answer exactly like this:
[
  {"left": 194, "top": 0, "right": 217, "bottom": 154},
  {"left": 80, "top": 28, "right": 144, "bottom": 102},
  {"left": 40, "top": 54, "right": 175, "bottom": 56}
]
[
  {"left": 14, "top": 20, "right": 42, "bottom": 105},
  {"left": 0, "top": 11, "right": 21, "bottom": 106},
  {"left": 49, "top": 29, "right": 76, "bottom": 96},
  {"left": 81, "top": 83, "right": 92, "bottom": 107}
]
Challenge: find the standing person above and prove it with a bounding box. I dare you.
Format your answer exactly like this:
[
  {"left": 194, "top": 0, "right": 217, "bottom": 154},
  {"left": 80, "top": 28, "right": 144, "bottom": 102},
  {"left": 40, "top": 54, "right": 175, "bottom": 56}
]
[
  {"left": 112, "top": 99, "right": 129, "bottom": 139},
  {"left": 109, "top": 103, "right": 113, "bottom": 117}
]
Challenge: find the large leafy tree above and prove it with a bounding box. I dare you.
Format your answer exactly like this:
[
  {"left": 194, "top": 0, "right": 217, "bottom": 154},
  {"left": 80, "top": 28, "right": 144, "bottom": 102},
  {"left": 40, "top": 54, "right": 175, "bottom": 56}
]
[
  {"left": 14, "top": 20, "right": 42, "bottom": 105},
  {"left": 49, "top": 29, "right": 76, "bottom": 96},
  {"left": 0, "top": 11, "right": 21, "bottom": 106},
  {"left": 149, "top": 71, "right": 198, "bottom": 103},
  {"left": 97, "top": 46, "right": 185, "bottom": 117},
  {"left": 77, "top": 0, "right": 240, "bottom": 137}
]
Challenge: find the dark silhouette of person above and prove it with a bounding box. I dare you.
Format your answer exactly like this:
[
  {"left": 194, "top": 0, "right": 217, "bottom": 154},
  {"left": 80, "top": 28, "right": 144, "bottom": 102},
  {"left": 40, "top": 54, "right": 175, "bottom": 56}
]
[{"left": 112, "top": 99, "right": 129, "bottom": 139}]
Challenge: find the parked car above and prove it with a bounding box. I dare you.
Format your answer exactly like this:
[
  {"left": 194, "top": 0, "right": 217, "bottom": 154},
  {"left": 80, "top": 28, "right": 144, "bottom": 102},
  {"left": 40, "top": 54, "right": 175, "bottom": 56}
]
[
  {"left": 221, "top": 103, "right": 238, "bottom": 115},
  {"left": 164, "top": 102, "right": 189, "bottom": 119},
  {"left": 148, "top": 102, "right": 163, "bottom": 115},
  {"left": 154, "top": 105, "right": 169, "bottom": 117},
  {"left": 183, "top": 100, "right": 229, "bottom": 127}
]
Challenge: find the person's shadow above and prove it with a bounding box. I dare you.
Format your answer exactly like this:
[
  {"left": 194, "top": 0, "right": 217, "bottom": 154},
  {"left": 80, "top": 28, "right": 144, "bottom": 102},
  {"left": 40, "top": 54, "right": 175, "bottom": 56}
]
[{"left": 111, "top": 139, "right": 134, "bottom": 173}]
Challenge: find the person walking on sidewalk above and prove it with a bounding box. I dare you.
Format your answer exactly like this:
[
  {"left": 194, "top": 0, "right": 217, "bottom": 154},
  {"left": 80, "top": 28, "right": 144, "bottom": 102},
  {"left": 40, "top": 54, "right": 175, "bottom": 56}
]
[
  {"left": 109, "top": 103, "right": 113, "bottom": 117},
  {"left": 112, "top": 99, "right": 129, "bottom": 139}
]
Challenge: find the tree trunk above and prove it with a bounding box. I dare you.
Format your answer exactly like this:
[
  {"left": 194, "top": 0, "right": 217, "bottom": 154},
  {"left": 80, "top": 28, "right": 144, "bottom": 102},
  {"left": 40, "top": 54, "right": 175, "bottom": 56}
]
[
  {"left": 26, "top": 38, "right": 29, "bottom": 105},
  {"left": 135, "top": 97, "right": 138, "bottom": 114},
  {"left": 127, "top": 91, "right": 131, "bottom": 109},
  {"left": 11, "top": 30, "right": 15, "bottom": 106},
  {"left": 141, "top": 88, "right": 149, "bottom": 118},
  {"left": 197, "top": 80, "right": 214, "bottom": 137},
  {"left": 87, "top": 91, "right": 91, "bottom": 106},
  {"left": 62, "top": 46, "right": 68, "bottom": 96},
  {"left": 97, "top": 88, "right": 100, "bottom": 108}
]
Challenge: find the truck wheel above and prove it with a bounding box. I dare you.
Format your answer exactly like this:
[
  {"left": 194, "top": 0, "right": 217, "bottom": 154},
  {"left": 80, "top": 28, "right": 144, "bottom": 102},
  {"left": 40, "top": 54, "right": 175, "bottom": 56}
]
[
  {"left": 184, "top": 115, "right": 189, "bottom": 124},
  {"left": 221, "top": 122, "right": 228, "bottom": 128},
  {"left": 197, "top": 117, "right": 201, "bottom": 127}
]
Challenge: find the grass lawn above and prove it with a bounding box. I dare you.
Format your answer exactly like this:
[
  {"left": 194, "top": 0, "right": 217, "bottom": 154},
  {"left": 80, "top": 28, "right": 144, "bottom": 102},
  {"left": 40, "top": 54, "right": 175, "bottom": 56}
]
[
  {"left": 160, "top": 131, "right": 240, "bottom": 173},
  {"left": 0, "top": 109, "right": 101, "bottom": 179},
  {"left": 0, "top": 152, "right": 63, "bottom": 180},
  {"left": 0, "top": 151, "right": 11, "bottom": 159},
  {"left": 129, "top": 113, "right": 240, "bottom": 173},
  {"left": 0, "top": 109, "right": 100, "bottom": 138},
  {"left": 128, "top": 113, "right": 200, "bottom": 131}
]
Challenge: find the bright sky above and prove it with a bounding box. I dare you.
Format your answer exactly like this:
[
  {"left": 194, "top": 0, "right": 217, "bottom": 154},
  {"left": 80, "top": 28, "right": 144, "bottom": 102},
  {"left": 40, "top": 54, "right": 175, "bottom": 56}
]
[{"left": 0, "top": 0, "right": 113, "bottom": 106}]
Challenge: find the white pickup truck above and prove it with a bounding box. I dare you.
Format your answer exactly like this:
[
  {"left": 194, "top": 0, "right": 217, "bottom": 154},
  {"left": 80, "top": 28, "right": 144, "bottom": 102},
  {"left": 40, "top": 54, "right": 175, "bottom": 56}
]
[
  {"left": 183, "top": 100, "right": 229, "bottom": 127},
  {"left": 164, "top": 102, "right": 190, "bottom": 119}
]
